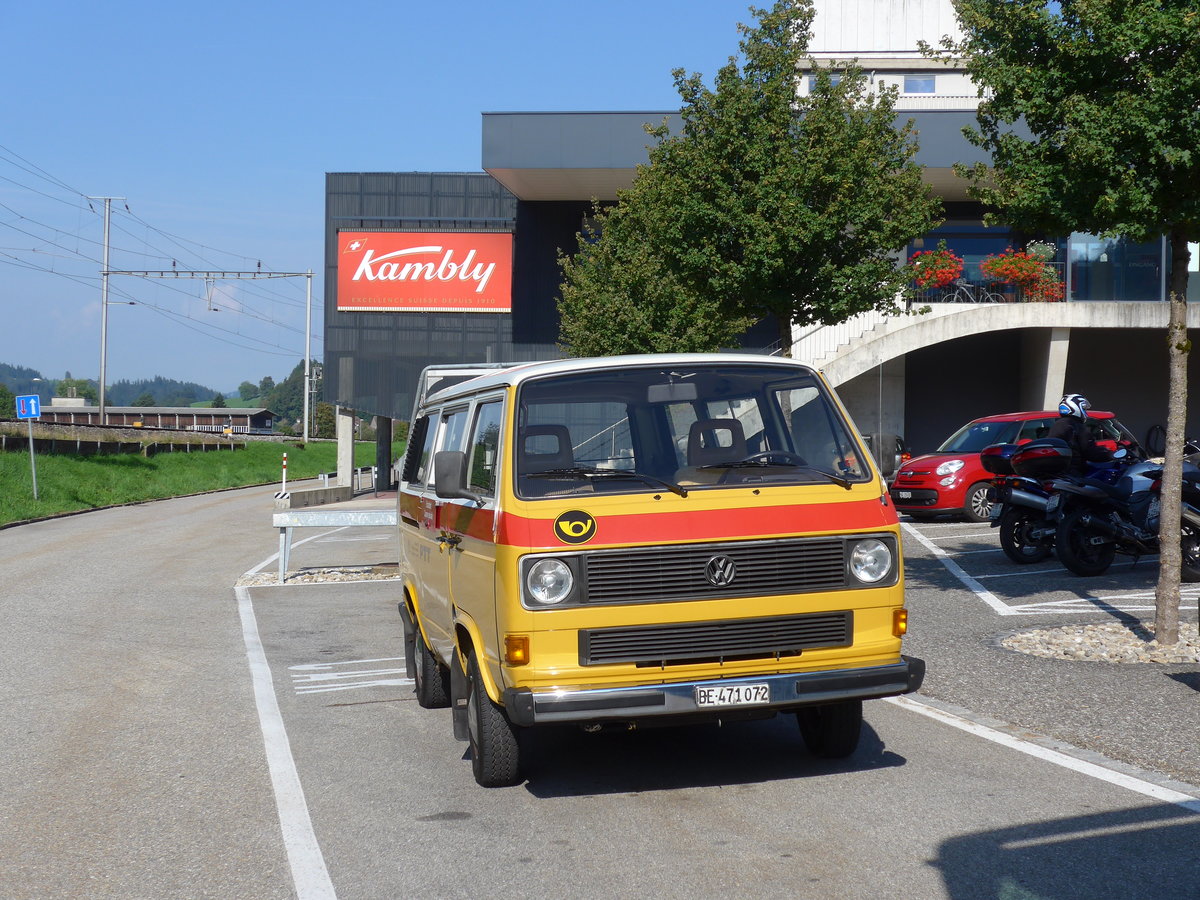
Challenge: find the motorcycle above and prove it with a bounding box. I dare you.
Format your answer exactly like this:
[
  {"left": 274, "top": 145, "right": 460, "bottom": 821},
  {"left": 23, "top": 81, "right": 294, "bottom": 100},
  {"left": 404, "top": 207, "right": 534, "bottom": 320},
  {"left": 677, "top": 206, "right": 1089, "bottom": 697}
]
[
  {"left": 981, "top": 440, "right": 1126, "bottom": 565},
  {"left": 1042, "top": 441, "right": 1200, "bottom": 580},
  {"left": 981, "top": 442, "right": 1058, "bottom": 564}
]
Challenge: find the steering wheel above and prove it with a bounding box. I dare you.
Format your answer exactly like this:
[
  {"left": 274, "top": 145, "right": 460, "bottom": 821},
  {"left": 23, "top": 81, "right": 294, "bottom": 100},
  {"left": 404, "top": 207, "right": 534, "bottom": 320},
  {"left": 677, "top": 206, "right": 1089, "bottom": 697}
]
[
  {"left": 716, "top": 450, "right": 808, "bottom": 485},
  {"left": 735, "top": 451, "right": 808, "bottom": 467}
]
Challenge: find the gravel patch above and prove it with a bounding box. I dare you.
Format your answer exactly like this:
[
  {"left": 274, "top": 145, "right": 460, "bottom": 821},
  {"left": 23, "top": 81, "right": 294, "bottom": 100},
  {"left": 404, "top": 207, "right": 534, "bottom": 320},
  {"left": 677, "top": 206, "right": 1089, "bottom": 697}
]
[
  {"left": 238, "top": 565, "right": 402, "bottom": 587},
  {"left": 1002, "top": 620, "right": 1200, "bottom": 664}
]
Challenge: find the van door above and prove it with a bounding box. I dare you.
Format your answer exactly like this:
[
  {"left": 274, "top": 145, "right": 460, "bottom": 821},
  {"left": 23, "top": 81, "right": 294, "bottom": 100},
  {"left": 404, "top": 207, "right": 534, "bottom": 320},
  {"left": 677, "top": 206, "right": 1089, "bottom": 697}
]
[
  {"left": 411, "top": 405, "right": 471, "bottom": 658},
  {"left": 444, "top": 398, "right": 504, "bottom": 657}
]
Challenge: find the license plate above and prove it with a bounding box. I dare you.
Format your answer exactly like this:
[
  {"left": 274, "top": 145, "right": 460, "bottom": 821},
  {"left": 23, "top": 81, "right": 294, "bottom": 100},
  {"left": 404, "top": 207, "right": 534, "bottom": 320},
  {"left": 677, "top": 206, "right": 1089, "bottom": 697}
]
[
  {"left": 694, "top": 683, "right": 770, "bottom": 707},
  {"left": 897, "top": 490, "right": 912, "bottom": 500}
]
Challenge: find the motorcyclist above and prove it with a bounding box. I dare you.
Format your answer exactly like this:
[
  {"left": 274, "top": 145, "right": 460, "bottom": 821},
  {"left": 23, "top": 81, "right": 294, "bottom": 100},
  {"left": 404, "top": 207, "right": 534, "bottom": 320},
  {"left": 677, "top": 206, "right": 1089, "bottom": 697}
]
[{"left": 1047, "top": 393, "right": 1114, "bottom": 474}]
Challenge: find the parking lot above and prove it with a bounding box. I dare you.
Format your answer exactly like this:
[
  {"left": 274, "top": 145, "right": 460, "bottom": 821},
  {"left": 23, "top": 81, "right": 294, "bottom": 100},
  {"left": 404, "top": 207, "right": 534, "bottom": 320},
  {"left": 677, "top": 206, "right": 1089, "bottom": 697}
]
[{"left": 899, "top": 515, "right": 1200, "bottom": 621}]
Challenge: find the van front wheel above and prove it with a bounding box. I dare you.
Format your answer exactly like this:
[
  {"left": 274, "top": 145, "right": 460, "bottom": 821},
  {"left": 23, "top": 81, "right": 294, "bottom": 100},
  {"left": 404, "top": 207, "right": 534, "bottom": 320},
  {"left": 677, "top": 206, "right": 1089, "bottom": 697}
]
[
  {"left": 797, "top": 699, "right": 862, "bottom": 759},
  {"left": 467, "top": 652, "right": 522, "bottom": 787}
]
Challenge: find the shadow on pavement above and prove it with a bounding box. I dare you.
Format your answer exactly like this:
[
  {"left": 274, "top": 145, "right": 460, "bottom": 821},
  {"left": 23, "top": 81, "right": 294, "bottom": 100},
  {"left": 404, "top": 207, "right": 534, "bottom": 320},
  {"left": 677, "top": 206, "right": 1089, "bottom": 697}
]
[
  {"left": 519, "top": 710, "right": 907, "bottom": 798},
  {"left": 932, "top": 804, "right": 1200, "bottom": 900}
]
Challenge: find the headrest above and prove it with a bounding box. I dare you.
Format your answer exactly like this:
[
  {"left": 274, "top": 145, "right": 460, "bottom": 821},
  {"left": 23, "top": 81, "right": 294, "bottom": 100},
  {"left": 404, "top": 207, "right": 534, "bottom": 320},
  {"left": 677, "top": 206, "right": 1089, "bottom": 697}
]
[
  {"left": 687, "top": 418, "right": 747, "bottom": 467},
  {"left": 519, "top": 424, "right": 574, "bottom": 473}
]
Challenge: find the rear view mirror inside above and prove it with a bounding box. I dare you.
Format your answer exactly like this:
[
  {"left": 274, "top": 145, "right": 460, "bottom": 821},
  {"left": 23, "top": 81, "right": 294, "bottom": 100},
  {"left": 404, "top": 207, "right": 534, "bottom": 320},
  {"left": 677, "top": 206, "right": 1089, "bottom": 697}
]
[{"left": 648, "top": 382, "right": 697, "bottom": 403}]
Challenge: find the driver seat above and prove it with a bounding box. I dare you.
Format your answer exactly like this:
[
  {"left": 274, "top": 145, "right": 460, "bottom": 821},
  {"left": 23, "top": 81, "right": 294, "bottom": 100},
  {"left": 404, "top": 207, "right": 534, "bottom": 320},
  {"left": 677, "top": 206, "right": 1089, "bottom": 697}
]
[{"left": 675, "top": 418, "right": 747, "bottom": 485}]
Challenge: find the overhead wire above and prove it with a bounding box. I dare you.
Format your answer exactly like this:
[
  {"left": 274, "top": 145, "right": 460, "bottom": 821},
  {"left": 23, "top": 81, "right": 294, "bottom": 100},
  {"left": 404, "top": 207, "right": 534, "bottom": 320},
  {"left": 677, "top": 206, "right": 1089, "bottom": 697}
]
[{"left": 0, "top": 146, "right": 318, "bottom": 368}]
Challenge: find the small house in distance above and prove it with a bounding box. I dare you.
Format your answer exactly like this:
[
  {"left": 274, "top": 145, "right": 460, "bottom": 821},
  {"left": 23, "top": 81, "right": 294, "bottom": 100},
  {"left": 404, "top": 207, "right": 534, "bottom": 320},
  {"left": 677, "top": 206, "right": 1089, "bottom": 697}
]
[{"left": 39, "top": 397, "right": 277, "bottom": 433}]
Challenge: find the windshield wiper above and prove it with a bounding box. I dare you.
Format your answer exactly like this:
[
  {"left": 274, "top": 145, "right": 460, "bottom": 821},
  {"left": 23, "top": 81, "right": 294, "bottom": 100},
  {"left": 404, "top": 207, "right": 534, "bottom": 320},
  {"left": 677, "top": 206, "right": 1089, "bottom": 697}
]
[
  {"left": 699, "top": 460, "right": 853, "bottom": 490},
  {"left": 525, "top": 466, "right": 688, "bottom": 497}
]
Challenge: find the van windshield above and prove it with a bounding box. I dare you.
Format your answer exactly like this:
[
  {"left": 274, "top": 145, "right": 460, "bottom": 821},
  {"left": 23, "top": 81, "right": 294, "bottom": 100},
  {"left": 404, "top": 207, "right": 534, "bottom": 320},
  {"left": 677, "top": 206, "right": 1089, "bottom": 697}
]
[{"left": 514, "top": 363, "right": 869, "bottom": 499}]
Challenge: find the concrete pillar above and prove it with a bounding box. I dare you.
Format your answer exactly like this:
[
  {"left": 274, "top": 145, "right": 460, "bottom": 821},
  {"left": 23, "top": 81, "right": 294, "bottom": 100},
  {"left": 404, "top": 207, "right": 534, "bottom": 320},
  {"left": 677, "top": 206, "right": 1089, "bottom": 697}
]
[
  {"left": 336, "top": 405, "right": 355, "bottom": 487},
  {"left": 1020, "top": 327, "right": 1071, "bottom": 410}
]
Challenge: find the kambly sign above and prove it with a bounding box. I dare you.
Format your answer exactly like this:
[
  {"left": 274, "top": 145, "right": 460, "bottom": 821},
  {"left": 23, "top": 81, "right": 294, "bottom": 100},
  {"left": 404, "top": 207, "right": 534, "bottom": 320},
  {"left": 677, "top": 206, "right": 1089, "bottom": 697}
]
[{"left": 337, "top": 231, "right": 513, "bottom": 312}]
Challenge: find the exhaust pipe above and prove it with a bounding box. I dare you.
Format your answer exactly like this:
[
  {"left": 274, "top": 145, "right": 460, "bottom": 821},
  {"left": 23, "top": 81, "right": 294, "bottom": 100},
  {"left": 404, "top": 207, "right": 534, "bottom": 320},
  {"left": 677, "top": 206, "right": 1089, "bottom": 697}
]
[{"left": 1006, "top": 488, "right": 1049, "bottom": 512}]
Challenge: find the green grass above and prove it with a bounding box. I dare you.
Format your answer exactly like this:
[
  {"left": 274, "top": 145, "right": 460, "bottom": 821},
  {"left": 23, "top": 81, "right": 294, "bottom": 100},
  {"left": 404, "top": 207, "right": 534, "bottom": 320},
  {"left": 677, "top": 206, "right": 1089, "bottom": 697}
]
[{"left": 0, "top": 440, "right": 404, "bottom": 527}]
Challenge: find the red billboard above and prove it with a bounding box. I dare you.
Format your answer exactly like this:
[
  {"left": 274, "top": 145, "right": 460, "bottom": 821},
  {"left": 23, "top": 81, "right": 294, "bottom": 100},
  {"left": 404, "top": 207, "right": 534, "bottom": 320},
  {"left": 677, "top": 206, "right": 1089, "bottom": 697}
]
[{"left": 337, "top": 231, "right": 513, "bottom": 312}]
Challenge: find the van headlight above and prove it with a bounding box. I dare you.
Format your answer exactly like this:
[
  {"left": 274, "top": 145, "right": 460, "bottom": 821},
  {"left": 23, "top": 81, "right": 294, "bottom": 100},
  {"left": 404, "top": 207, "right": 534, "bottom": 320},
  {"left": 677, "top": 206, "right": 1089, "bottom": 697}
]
[
  {"left": 850, "top": 539, "right": 892, "bottom": 584},
  {"left": 525, "top": 558, "right": 574, "bottom": 606}
]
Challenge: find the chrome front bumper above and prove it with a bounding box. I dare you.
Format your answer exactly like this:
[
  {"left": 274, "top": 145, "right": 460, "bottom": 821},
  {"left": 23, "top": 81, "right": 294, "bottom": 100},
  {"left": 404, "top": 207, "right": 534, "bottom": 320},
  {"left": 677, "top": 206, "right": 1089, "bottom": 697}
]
[{"left": 503, "top": 656, "right": 925, "bottom": 727}]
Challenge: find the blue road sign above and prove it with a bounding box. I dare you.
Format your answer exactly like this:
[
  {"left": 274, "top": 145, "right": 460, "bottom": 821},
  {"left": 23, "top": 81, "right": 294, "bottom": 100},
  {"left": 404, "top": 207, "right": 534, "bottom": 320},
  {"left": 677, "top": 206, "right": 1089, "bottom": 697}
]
[{"left": 15, "top": 394, "right": 41, "bottom": 419}]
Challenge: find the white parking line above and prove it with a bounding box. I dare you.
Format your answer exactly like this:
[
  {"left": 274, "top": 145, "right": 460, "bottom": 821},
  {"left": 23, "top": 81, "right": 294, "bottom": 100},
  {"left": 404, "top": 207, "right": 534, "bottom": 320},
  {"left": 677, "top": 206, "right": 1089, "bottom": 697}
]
[
  {"left": 901, "top": 522, "right": 1014, "bottom": 615},
  {"left": 238, "top": 531, "right": 341, "bottom": 900},
  {"left": 889, "top": 696, "right": 1200, "bottom": 812}
]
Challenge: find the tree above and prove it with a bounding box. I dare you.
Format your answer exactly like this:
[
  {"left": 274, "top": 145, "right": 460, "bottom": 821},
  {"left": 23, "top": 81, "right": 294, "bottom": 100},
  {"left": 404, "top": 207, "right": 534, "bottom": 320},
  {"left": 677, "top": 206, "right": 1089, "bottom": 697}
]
[
  {"left": 132, "top": 392, "right": 156, "bottom": 407},
  {"left": 56, "top": 377, "right": 97, "bottom": 403},
  {"left": 558, "top": 0, "right": 941, "bottom": 356},
  {"left": 0, "top": 385, "right": 15, "bottom": 419},
  {"left": 938, "top": 0, "right": 1200, "bottom": 643},
  {"left": 258, "top": 375, "right": 276, "bottom": 397},
  {"left": 315, "top": 401, "right": 336, "bottom": 439},
  {"left": 238, "top": 381, "right": 258, "bottom": 401},
  {"left": 211, "top": 393, "right": 227, "bottom": 409}
]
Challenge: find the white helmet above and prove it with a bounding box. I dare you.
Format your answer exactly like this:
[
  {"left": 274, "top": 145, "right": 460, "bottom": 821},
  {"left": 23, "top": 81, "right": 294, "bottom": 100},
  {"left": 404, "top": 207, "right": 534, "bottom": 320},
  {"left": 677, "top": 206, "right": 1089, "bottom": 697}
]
[{"left": 1059, "top": 393, "right": 1091, "bottom": 419}]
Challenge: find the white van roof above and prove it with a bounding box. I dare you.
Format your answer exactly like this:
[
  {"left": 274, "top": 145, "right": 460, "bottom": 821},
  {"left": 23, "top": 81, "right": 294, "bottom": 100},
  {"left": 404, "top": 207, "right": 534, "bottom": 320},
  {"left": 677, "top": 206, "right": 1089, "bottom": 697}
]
[{"left": 419, "top": 353, "right": 816, "bottom": 407}]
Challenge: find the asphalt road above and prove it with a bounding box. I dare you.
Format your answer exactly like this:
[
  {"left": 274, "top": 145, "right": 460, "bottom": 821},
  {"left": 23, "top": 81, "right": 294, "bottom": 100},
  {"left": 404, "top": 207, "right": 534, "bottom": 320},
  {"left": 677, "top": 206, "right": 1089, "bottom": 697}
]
[{"left": 1, "top": 487, "right": 1198, "bottom": 899}]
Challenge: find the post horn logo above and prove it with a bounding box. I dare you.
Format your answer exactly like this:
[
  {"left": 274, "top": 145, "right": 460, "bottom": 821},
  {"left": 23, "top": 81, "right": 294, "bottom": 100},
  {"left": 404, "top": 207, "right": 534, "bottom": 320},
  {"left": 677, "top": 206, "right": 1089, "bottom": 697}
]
[{"left": 553, "top": 510, "right": 596, "bottom": 544}]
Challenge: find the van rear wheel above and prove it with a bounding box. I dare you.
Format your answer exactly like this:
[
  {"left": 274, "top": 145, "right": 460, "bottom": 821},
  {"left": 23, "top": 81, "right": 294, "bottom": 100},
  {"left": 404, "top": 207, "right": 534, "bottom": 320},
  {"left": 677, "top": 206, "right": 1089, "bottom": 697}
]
[
  {"left": 797, "top": 700, "right": 862, "bottom": 759},
  {"left": 467, "top": 652, "right": 522, "bottom": 787},
  {"left": 413, "top": 630, "right": 450, "bottom": 709}
]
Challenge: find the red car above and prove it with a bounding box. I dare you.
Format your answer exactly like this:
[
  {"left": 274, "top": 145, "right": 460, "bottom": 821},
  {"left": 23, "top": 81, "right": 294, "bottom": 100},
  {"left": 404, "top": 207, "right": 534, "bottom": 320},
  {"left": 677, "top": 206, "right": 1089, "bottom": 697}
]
[{"left": 889, "top": 410, "right": 1134, "bottom": 521}]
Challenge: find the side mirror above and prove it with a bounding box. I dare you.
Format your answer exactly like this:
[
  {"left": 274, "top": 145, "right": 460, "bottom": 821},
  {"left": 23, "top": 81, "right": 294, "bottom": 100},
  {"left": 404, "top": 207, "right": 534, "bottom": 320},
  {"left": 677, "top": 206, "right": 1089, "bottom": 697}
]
[{"left": 434, "top": 450, "right": 482, "bottom": 504}]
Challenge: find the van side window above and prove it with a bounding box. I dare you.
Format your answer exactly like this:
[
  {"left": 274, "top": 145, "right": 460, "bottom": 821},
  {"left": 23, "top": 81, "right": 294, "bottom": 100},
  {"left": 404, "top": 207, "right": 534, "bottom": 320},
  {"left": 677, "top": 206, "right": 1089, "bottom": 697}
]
[
  {"left": 467, "top": 401, "right": 503, "bottom": 498},
  {"left": 411, "top": 415, "right": 438, "bottom": 485},
  {"left": 440, "top": 408, "right": 470, "bottom": 455}
]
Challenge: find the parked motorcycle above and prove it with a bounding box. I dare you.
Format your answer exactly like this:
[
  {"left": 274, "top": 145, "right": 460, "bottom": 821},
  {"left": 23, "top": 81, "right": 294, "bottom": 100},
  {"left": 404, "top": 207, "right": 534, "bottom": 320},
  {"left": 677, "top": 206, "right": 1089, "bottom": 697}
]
[
  {"left": 1037, "top": 440, "right": 1200, "bottom": 580},
  {"left": 981, "top": 442, "right": 1057, "bottom": 564}
]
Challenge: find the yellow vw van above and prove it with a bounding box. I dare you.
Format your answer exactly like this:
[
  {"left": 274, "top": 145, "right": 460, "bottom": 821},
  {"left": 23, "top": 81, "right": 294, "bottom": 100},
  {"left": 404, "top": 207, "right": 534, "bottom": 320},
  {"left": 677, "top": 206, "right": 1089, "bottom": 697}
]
[{"left": 396, "top": 354, "right": 923, "bottom": 786}]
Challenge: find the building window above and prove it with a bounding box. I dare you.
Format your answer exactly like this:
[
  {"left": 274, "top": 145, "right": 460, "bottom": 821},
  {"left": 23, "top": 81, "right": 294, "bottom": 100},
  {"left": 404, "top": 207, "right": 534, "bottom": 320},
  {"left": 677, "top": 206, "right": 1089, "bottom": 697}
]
[
  {"left": 904, "top": 75, "right": 936, "bottom": 94},
  {"left": 807, "top": 73, "right": 842, "bottom": 92}
]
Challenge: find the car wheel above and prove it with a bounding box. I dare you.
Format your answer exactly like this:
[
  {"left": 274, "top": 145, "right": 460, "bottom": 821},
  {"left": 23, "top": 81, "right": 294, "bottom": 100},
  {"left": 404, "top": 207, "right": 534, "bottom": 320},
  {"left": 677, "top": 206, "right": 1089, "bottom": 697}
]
[
  {"left": 413, "top": 629, "right": 450, "bottom": 709},
  {"left": 962, "top": 482, "right": 993, "bottom": 522},
  {"left": 796, "top": 699, "right": 862, "bottom": 759},
  {"left": 467, "top": 651, "right": 522, "bottom": 787}
]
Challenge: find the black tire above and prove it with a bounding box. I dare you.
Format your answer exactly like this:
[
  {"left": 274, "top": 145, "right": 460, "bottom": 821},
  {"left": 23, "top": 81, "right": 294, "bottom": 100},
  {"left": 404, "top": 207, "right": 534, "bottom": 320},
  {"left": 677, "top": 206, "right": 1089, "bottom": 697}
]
[
  {"left": 1055, "top": 506, "right": 1116, "bottom": 577},
  {"left": 962, "top": 482, "right": 993, "bottom": 522},
  {"left": 467, "top": 652, "right": 522, "bottom": 787},
  {"left": 998, "top": 506, "right": 1053, "bottom": 564},
  {"left": 399, "top": 603, "right": 417, "bottom": 679},
  {"left": 1180, "top": 519, "right": 1200, "bottom": 583},
  {"left": 413, "top": 628, "right": 450, "bottom": 709},
  {"left": 796, "top": 699, "right": 863, "bottom": 759}
]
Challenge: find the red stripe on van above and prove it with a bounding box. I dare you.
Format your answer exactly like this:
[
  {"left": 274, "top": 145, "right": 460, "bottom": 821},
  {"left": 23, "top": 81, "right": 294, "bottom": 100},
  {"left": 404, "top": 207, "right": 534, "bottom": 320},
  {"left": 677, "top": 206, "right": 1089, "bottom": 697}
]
[
  {"left": 497, "top": 498, "right": 896, "bottom": 548},
  {"left": 440, "top": 503, "right": 496, "bottom": 540}
]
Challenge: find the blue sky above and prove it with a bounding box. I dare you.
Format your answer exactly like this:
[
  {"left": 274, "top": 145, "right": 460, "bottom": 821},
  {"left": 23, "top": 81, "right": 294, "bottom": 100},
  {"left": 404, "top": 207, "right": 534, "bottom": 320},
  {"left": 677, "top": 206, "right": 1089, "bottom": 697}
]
[{"left": 0, "top": 0, "right": 754, "bottom": 392}]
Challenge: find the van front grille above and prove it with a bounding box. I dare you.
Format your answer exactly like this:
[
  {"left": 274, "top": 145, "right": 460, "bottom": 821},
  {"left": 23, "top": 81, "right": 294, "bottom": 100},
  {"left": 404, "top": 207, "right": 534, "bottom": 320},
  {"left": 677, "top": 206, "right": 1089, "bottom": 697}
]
[
  {"left": 579, "top": 611, "right": 852, "bottom": 666},
  {"left": 583, "top": 537, "right": 847, "bottom": 605}
]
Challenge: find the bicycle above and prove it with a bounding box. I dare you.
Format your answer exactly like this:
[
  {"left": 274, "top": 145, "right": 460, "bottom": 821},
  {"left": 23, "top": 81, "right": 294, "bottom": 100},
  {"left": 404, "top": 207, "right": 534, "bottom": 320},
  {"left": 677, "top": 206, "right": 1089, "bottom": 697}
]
[{"left": 946, "top": 278, "right": 1005, "bottom": 303}]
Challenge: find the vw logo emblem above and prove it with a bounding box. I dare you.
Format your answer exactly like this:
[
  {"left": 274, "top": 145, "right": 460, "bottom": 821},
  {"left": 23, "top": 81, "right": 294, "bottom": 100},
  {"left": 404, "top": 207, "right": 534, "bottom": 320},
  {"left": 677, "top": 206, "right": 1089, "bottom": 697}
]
[{"left": 705, "top": 555, "right": 737, "bottom": 587}]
